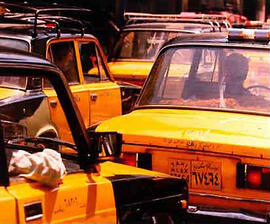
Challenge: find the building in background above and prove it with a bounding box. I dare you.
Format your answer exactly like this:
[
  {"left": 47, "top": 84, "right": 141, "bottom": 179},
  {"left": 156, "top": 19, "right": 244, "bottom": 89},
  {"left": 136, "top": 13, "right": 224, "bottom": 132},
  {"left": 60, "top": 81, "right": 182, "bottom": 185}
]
[
  {"left": 113, "top": 0, "right": 268, "bottom": 26},
  {"left": 7, "top": 0, "right": 267, "bottom": 24}
]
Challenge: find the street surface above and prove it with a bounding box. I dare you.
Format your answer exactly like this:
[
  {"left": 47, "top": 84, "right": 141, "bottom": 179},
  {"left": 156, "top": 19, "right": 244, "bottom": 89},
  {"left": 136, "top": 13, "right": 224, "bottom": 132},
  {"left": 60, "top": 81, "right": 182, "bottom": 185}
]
[{"left": 186, "top": 206, "right": 266, "bottom": 224}]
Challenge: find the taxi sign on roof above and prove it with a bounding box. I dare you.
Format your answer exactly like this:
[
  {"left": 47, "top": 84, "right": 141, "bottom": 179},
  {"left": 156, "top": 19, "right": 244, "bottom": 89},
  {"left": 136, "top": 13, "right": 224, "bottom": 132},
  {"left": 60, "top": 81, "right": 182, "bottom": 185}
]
[{"left": 228, "top": 28, "right": 270, "bottom": 42}]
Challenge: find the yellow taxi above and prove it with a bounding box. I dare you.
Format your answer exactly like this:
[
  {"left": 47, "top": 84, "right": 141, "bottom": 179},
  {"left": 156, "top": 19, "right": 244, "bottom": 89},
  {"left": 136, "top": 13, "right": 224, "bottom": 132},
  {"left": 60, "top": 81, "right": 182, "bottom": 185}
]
[
  {"left": 96, "top": 30, "right": 270, "bottom": 222},
  {"left": 0, "top": 47, "right": 188, "bottom": 223},
  {"left": 0, "top": 5, "right": 121, "bottom": 145},
  {"left": 108, "top": 12, "right": 230, "bottom": 86},
  {"left": 108, "top": 12, "right": 230, "bottom": 113}
]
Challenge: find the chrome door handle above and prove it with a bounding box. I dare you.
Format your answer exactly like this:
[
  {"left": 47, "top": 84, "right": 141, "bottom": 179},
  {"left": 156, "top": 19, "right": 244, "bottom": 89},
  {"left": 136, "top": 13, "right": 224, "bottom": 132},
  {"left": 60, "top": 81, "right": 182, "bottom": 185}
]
[
  {"left": 49, "top": 100, "right": 57, "bottom": 107},
  {"left": 90, "top": 93, "right": 98, "bottom": 101}
]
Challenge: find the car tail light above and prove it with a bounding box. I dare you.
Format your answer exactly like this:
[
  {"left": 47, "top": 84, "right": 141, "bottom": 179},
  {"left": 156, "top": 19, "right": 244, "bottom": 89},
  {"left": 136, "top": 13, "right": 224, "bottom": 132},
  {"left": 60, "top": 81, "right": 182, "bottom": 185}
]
[
  {"left": 122, "top": 153, "right": 137, "bottom": 167},
  {"left": 46, "top": 23, "right": 56, "bottom": 29},
  {"left": 122, "top": 152, "right": 152, "bottom": 170},
  {"left": 237, "top": 163, "right": 270, "bottom": 191}
]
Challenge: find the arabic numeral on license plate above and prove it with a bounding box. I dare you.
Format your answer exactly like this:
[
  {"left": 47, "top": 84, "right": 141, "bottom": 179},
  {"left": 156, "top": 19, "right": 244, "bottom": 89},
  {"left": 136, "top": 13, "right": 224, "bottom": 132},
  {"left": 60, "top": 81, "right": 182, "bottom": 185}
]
[{"left": 192, "top": 172, "right": 219, "bottom": 186}]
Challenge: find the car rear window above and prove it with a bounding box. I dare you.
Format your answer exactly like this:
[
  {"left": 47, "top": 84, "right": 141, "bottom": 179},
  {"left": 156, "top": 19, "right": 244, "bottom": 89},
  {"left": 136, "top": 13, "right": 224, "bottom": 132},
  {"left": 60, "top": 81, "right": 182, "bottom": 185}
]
[
  {"left": 0, "top": 38, "right": 29, "bottom": 51},
  {"left": 138, "top": 46, "right": 270, "bottom": 114},
  {"left": 111, "top": 31, "right": 184, "bottom": 60}
]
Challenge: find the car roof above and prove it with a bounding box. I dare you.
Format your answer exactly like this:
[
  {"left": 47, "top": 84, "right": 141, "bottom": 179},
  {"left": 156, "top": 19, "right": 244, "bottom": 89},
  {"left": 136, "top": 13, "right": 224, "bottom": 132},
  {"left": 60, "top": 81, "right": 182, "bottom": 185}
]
[
  {"left": 160, "top": 32, "right": 270, "bottom": 50},
  {"left": 0, "top": 22, "right": 92, "bottom": 39},
  {"left": 0, "top": 28, "right": 96, "bottom": 40},
  {"left": 0, "top": 46, "right": 57, "bottom": 68},
  {"left": 0, "top": 3, "right": 93, "bottom": 39}
]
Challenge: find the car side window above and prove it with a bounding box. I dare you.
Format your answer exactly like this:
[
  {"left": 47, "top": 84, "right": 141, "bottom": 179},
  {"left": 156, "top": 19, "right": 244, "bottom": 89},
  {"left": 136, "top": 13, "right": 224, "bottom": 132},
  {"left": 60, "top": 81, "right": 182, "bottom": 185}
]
[
  {"left": 49, "top": 41, "right": 80, "bottom": 85},
  {"left": 78, "top": 41, "right": 108, "bottom": 83}
]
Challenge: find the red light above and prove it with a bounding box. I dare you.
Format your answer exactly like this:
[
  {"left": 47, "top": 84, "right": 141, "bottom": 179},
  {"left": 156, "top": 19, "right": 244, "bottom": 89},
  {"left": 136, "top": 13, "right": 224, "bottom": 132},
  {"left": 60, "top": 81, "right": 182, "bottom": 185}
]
[
  {"left": 46, "top": 23, "right": 56, "bottom": 29},
  {"left": 122, "top": 153, "right": 137, "bottom": 167},
  {"left": 262, "top": 168, "right": 270, "bottom": 174},
  {"left": 247, "top": 169, "right": 261, "bottom": 188}
]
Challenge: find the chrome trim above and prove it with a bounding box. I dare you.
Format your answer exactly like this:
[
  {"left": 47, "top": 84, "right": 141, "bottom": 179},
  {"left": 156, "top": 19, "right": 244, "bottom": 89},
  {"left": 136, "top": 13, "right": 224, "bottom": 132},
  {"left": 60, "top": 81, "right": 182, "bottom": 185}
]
[
  {"left": 190, "top": 192, "right": 270, "bottom": 204},
  {"left": 25, "top": 214, "right": 43, "bottom": 222},
  {"left": 24, "top": 201, "right": 43, "bottom": 222},
  {"left": 123, "top": 28, "right": 199, "bottom": 33},
  {"left": 187, "top": 206, "right": 267, "bottom": 223}
]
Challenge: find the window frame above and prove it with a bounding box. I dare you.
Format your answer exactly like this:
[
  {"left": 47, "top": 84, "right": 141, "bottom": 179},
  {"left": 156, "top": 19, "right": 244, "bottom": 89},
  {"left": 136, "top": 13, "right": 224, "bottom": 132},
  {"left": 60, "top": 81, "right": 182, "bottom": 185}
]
[
  {"left": 44, "top": 39, "right": 80, "bottom": 89},
  {"left": 77, "top": 39, "right": 110, "bottom": 83}
]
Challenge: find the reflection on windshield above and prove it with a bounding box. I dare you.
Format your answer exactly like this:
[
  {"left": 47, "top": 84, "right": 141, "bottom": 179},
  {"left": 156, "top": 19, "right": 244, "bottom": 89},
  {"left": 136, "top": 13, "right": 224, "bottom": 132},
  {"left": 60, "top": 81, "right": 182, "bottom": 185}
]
[
  {"left": 138, "top": 47, "right": 270, "bottom": 114},
  {"left": 112, "top": 31, "right": 182, "bottom": 60},
  {"left": 0, "top": 76, "right": 26, "bottom": 89},
  {"left": 0, "top": 38, "right": 29, "bottom": 51},
  {"left": 0, "top": 74, "right": 75, "bottom": 152}
]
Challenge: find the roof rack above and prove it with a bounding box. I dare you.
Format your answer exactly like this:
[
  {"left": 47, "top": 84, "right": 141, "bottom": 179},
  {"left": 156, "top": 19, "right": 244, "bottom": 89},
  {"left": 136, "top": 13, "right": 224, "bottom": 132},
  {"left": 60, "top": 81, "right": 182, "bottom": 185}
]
[
  {"left": 0, "top": 2, "right": 36, "bottom": 13},
  {"left": 125, "top": 12, "right": 228, "bottom": 21},
  {"left": 31, "top": 8, "right": 91, "bottom": 37},
  {"left": 124, "top": 12, "right": 231, "bottom": 31},
  {"left": 22, "top": 15, "right": 86, "bottom": 38},
  {"left": 0, "top": 3, "right": 92, "bottom": 37}
]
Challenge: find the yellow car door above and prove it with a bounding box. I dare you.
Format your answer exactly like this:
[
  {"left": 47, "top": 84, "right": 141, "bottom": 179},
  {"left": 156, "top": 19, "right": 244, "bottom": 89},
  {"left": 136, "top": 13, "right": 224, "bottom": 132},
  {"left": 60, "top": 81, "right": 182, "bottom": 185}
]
[
  {"left": 76, "top": 39, "right": 122, "bottom": 126},
  {"left": 44, "top": 39, "right": 89, "bottom": 143}
]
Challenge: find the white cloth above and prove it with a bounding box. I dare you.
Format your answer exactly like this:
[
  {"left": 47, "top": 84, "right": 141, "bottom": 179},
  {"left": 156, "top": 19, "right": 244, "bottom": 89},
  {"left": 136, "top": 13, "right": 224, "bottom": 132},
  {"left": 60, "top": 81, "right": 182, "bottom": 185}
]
[{"left": 8, "top": 148, "right": 66, "bottom": 187}]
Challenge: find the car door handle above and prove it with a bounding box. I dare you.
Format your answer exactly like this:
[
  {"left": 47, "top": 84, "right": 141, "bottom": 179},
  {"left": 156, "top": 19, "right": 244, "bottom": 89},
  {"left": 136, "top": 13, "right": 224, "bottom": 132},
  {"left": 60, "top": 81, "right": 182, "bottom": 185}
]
[
  {"left": 90, "top": 93, "right": 98, "bottom": 101},
  {"left": 49, "top": 100, "right": 57, "bottom": 107},
  {"left": 24, "top": 201, "right": 43, "bottom": 222}
]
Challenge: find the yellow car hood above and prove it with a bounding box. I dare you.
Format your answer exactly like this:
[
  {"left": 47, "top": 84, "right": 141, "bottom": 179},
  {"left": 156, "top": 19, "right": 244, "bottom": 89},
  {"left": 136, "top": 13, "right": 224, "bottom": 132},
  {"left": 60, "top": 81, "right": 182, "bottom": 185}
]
[
  {"left": 107, "top": 61, "right": 153, "bottom": 78},
  {"left": 97, "top": 109, "right": 270, "bottom": 159}
]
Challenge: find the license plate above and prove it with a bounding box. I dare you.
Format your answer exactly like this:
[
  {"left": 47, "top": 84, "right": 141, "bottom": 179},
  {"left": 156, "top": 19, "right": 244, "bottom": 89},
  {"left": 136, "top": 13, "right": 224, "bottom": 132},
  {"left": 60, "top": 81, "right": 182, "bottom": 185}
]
[{"left": 169, "top": 159, "right": 222, "bottom": 191}]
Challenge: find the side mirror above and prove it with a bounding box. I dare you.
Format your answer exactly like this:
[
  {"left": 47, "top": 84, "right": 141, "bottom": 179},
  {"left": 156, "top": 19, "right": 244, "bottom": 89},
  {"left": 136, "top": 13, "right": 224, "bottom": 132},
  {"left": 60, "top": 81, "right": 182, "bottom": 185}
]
[{"left": 88, "top": 131, "right": 122, "bottom": 161}]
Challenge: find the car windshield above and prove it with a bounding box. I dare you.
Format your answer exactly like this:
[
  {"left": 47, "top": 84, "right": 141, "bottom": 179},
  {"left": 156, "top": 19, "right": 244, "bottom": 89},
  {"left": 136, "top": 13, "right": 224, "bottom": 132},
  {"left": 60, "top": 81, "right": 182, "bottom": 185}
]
[
  {"left": 0, "top": 38, "right": 30, "bottom": 52},
  {"left": 111, "top": 31, "right": 185, "bottom": 60},
  {"left": 137, "top": 46, "right": 270, "bottom": 114},
  {"left": 0, "top": 76, "right": 26, "bottom": 89}
]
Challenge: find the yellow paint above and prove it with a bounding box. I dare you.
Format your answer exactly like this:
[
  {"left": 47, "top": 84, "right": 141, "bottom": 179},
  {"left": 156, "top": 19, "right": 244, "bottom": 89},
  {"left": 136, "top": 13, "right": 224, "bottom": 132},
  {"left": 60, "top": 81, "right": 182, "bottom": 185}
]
[
  {"left": 97, "top": 109, "right": 270, "bottom": 155},
  {"left": 100, "top": 161, "right": 169, "bottom": 178},
  {"left": 0, "top": 87, "right": 24, "bottom": 99},
  {"left": 84, "top": 82, "right": 122, "bottom": 126},
  {"left": 44, "top": 37, "right": 122, "bottom": 143},
  {"left": 4, "top": 161, "right": 168, "bottom": 223},
  {"left": 107, "top": 61, "right": 153, "bottom": 81},
  {"left": 7, "top": 172, "right": 116, "bottom": 223},
  {"left": 0, "top": 187, "right": 17, "bottom": 223},
  {"left": 96, "top": 108, "right": 270, "bottom": 215}
]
